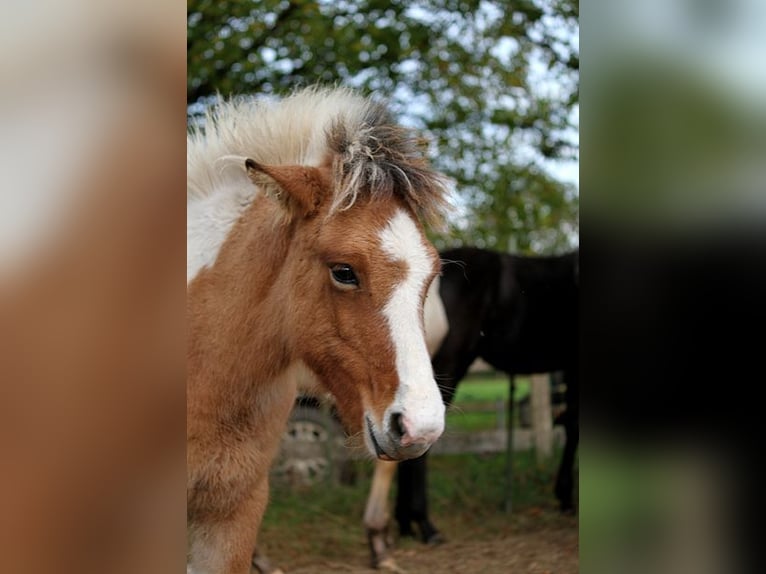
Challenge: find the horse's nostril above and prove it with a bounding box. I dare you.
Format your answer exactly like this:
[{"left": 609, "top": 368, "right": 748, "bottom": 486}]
[{"left": 390, "top": 412, "right": 406, "bottom": 440}]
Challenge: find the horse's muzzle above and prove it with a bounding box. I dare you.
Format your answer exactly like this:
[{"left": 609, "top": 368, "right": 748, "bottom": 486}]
[{"left": 365, "top": 411, "right": 443, "bottom": 461}]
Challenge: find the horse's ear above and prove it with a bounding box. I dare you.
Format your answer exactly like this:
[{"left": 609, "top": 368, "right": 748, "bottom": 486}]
[{"left": 245, "top": 159, "right": 329, "bottom": 218}]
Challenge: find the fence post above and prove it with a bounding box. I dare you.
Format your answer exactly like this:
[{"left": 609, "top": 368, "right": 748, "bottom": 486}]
[
  {"left": 531, "top": 373, "right": 553, "bottom": 463},
  {"left": 505, "top": 375, "right": 515, "bottom": 514},
  {"left": 496, "top": 398, "right": 506, "bottom": 429}
]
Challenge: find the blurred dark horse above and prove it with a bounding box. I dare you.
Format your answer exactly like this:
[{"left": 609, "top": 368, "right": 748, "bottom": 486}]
[{"left": 395, "top": 245, "right": 579, "bottom": 544}]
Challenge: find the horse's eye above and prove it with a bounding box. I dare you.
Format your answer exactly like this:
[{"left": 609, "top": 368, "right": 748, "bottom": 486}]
[{"left": 330, "top": 264, "right": 359, "bottom": 287}]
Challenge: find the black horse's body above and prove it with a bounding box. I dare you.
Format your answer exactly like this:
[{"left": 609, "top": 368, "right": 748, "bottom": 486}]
[{"left": 396, "top": 246, "right": 579, "bottom": 542}]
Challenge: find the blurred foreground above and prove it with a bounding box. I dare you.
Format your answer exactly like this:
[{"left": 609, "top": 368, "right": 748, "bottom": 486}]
[{"left": 0, "top": 2, "right": 186, "bottom": 574}]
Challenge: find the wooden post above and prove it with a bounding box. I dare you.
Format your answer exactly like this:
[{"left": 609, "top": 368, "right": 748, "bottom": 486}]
[
  {"left": 530, "top": 373, "right": 553, "bottom": 463},
  {"left": 505, "top": 375, "right": 516, "bottom": 514}
]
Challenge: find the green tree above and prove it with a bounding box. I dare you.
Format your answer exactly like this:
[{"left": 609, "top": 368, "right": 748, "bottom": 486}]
[{"left": 188, "top": 0, "right": 578, "bottom": 253}]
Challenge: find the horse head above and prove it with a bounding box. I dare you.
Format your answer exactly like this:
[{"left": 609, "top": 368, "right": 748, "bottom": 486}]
[{"left": 244, "top": 134, "right": 448, "bottom": 460}]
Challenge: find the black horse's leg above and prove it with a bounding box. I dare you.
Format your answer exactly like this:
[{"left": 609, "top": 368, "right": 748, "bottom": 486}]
[
  {"left": 554, "top": 367, "right": 579, "bottom": 513},
  {"left": 395, "top": 341, "right": 475, "bottom": 544},
  {"left": 395, "top": 451, "right": 444, "bottom": 544}
]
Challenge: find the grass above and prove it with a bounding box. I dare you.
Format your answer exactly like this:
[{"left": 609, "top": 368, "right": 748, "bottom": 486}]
[
  {"left": 260, "top": 449, "right": 575, "bottom": 564},
  {"left": 446, "top": 371, "right": 531, "bottom": 432},
  {"left": 451, "top": 372, "right": 530, "bottom": 403}
]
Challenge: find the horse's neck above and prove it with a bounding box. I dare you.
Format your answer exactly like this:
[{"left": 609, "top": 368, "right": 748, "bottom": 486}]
[{"left": 188, "top": 195, "right": 296, "bottom": 399}]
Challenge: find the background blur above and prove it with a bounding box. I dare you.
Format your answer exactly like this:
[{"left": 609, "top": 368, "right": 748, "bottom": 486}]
[{"left": 581, "top": 2, "right": 765, "bottom": 574}]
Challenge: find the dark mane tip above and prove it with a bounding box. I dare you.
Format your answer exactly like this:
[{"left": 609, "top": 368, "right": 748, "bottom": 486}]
[{"left": 327, "top": 99, "right": 452, "bottom": 227}]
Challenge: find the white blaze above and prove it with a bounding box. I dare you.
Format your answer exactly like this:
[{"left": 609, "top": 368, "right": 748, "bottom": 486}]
[{"left": 379, "top": 210, "right": 445, "bottom": 442}]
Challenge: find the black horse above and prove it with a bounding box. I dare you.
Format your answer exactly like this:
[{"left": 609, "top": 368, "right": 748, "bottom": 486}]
[{"left": 395, "top": 245, "right": 579, "bottom": 543}]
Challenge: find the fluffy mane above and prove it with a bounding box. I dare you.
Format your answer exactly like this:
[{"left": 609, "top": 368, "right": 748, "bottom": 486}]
[{"left": 187, "top": 86, "right": 452, "bottom": 225}]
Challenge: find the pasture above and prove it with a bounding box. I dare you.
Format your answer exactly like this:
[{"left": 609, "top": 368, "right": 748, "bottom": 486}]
[
  {"left": 447, "top": 372, "right": 529, "bottom": 432},
  {"left": 260, "top": 374, "right": 579, "bottom": 573}
]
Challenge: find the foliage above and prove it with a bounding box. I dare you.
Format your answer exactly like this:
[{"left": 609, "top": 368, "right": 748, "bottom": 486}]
[{"left": 188, "top": 0, "right": 579, "bottom": 253}]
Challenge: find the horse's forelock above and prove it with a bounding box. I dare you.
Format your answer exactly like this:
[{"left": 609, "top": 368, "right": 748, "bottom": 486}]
[{"left": 325, "top": 103, "right": 452, "bottom": 227}]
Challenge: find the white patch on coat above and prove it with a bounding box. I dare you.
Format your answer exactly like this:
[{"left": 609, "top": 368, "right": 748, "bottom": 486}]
[{"left": 187, "top": 182, "right": 256, "bottom": 283}]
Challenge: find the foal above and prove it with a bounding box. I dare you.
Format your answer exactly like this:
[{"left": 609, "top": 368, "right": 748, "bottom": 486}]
[{"left": 187, "top": 87, "right": 451, "bottom": 574}]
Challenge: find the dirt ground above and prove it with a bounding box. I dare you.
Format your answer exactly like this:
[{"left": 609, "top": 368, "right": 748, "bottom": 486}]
[
  {"left": 257, "top": 452, "right": 578, "bottom": 574},
  {"left": 260, "top": 523, "right": 578, "bottom": 574}
]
